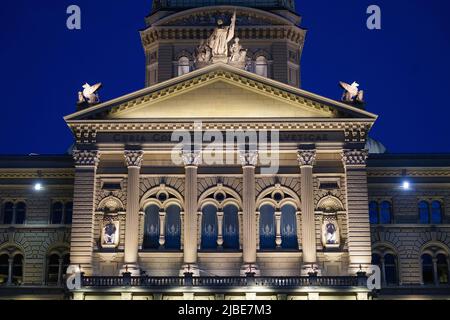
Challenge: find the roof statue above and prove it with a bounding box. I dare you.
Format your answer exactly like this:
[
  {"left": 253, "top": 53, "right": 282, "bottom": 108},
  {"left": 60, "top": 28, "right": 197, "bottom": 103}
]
[
  {"left": 339, "top": 81, "right": 364, "bottom": 104},
  {"left": 78, "top": 83, "right": 102, "bottom": 105},
  {"left": 195, "top": 11, "right": 248, "bottom": 69}
]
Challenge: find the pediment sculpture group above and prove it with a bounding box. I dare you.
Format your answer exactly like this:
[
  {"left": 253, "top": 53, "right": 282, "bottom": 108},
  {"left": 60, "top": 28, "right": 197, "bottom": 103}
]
[{"left": 195, "top": 11, "right": 248, "bottom": 69}]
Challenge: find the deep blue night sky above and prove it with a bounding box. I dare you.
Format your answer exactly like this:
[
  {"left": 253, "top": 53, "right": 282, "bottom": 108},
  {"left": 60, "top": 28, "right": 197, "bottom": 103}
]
[{"left": 0, "top": 0, "right": 449, "bottom": 154}]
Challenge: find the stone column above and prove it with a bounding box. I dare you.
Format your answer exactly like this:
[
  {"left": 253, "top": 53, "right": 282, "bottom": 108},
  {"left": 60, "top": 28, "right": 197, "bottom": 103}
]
[
  {"left": 159, "top": 212, "right": 166, "bottom": 247},
  {"left": 217, "top": 211, "right": 224, "bottom": 247},
  {"left": 123, "top": 150, "right": 144, "bottom": 275},
  {"left": 7, "top": 258, "right": 13, "bottom": 285},
  {"left": 57, "top": 257, "right": 64, "bottom": 286},
  {"left": 380, "top": 257, "right": 387, "bottom": 287},
  {"left": 68, "top": 150, "right": 100, "bottom": 276},
  {"left": 180, "top": 151, "right": 201, "bottom": 276},
  {"left": 342, "top": 150, "right": 372, "bottom": 274},
  {"left": 298, "top": 149, "right": 318, "bottom": 274},
  {"left": 275, "top": 211, "right": 282, "bottom": 248},
  {"left": 432, "top": 257, "right": 439, "bottom": 286},
  {"left": 239, "top": 151, "right": 259, "bottom": 276}
]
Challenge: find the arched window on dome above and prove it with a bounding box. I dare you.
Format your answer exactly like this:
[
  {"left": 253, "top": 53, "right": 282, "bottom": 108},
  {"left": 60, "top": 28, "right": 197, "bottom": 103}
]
[
  {"left": 223, "top": 205, "right": 239, "bottom": 250},
  {"left": 201, "top": 205, "right": 218, "bottom": 250},
  {"left": 3, "top": 202, "right": 14, "bottom": 225},
  {"left": 259, "top": 204, "right": 276, "bottom": 250},
  {"left": 280, "top": 204, "right": 298, "bottom": 249},
  {"left": 369, "top": 201, "right": 379, "bottom": 224},
  {"left": 380, "top": 201, "right": 392, "bottom": 224},
  {"left": 255, "top": 56, "right": 268, "bottom": 77},
  {"left": 431, "top": 201, "right": 443, "bottom": 224},
  {"left": 419, "top": 201, "right": 430, "bottom": 224},
  {"left": 178, "top": 56, "right": 190, "bottom": 76},
  {"left": 50, "top": 202, "right": 63, "bottom": 225}
]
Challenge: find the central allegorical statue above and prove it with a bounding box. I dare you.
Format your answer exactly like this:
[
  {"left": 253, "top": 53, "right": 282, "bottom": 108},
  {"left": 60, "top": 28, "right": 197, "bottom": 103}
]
[{"left": 207, "top": 11, "right": 236, "bottom": 61}]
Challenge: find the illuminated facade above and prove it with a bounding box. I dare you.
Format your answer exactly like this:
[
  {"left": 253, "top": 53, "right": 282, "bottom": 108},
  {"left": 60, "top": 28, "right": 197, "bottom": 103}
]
[{"left": 0, "top": 1, "right": 449, "bottom": 300}]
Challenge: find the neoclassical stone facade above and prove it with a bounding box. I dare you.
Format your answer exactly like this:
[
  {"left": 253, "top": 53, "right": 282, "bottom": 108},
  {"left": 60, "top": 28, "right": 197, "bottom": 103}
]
[{"left": 0, "top": 1, "right": 449, "bottom": 300}]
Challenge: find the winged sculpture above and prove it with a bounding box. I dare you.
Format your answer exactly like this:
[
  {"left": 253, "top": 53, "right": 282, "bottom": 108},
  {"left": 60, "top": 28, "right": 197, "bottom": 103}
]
[
  {"left": 339, "top": 81, "right": 364, "bottom": 103},
  {"left": 78, "top": 83, "right": 102, "bottom": 104}
]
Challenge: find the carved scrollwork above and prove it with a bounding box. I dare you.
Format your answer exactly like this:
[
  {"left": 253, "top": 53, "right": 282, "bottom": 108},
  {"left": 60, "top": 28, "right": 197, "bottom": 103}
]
[
  {"left": 297, "top": 150, "right": 316, "bottom": 167},
  {"left": 125, "top": 150, "right": 144, "bottom": 168},
  {"left": 73, "top": 150, "right": 100, "bottom": 167},
  {"left": 181, "top": 151, "right": 202, "bottom": 167},
  {"left": 239, "top": 150, "right": 259, "bottom": 167},
  {"left": 342, "top": 150, "right": 368, "bottom": 166}
]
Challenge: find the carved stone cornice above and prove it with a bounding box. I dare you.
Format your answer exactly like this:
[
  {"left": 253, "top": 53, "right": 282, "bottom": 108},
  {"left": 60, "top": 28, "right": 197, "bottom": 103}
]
[
  {"left": 342, "top": 150, "right": 368, "bottom": 166},
  {"left": 239, "top": 150, "right": 259, "bottom": 167},
  {"left": 297, "top": 150, "right": 316, "bottom": 167},
  {"left": 73, "top": 150, "right": 100, "bottom": 167},
  {"left": 124, "top": 150, "right": 144, "bottom": 168},
  {"left": 0, "top": 170, "right": 74, "bottom": 179},
  {"left": 181, "top": 151, "right": 201, "bottom": 167}
]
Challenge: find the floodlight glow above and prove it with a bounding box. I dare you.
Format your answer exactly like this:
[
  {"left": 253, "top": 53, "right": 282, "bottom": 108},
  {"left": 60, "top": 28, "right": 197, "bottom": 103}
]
[
  {"left": 402, "top": 181, "right": 410, "bottom": 190},
  {"left": 34, "top": 183, "right": 43, "bottom": 191}
]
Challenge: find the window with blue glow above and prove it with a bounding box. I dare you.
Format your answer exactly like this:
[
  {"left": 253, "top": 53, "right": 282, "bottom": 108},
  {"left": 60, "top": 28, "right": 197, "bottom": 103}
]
[
  {"left": 259, "top": 205, "right": 276, "bottom": 250},
  {"left": 380, "top": 201, "right": 392, "bottom": 224},
  {"left": 419, "top": 201, "right": 430, "bottom": 224},
  {"left": 201, "top": 205, "right": 218, "bottom": 250},
  {"left": 165, "top": 205, "right": 181, "bottom": 250},
  {"left": 143, "top": 205, "right": 160, "bottom": 249},
  {"left": 223, "top": 205, "right": 239, "bottom": 250},
  {"left": 431, "top": 201, "right": 443, "bottom": 224},
  {"left": 280, "top": 205, "right": 298, "bottom": 249},
  {"left": 369, "top": 201, "right": 379, "bottom": 224}
]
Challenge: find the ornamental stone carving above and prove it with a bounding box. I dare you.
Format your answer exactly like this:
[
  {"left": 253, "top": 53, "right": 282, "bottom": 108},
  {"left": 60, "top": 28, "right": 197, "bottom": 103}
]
[
  {"left": 124, "top": 151, "right": 144, "bottom": 168},
  {"left": 239, "top": 150, "right": 259, "bottom": 167},
  {"left": 342, "top": 150, "right": 368, "bottom": 166},
  {"left": 73, "top": 150, "right": 100, "bottom": 167},
  {"left": 181, "top": 151, "right": 202, "bottom": 167},
  {"left": 297, "top": 150, "right": 316, "bottom": 167}
]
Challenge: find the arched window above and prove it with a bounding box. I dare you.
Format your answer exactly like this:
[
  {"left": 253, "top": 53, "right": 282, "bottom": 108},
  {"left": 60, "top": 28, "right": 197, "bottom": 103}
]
[
  {"left": 143, "top": 205, "right": 160, "bottom": 249},
  {"left": 50, "top": 202, "right": 63, "bottom": 225},
  {"left": 431, "top": 201, "right": 443, "bottom": 224},
  {"left": 437, "top": 254, "right": 449, "bottom": 284},
  {"left": 223, "top": 205, "right": 239, "bottom": 250},
  {"left": 421, "top": 253, "right": 434, "bottom": 285},
  {"left": 178, "top": 56, "right": 190, "bottom": 76},
  {"left": 15, "top": 203, "right": 26, "bottom": 225},
  {"left": 255, "top": 56, "right": 268, "bottom": 77},
  {"left": 384, "top": 254, "right": 398, "bottom": 285},
  {"left": 165, "top": 205, "right": 181, "bottom": 250},
  {"left": 64, "top": 202, "right": 73, "bottom": 225},
  {"left": 3, "top": 202, "right": 14, "bottom": 225},
  {"left": 380, "top": 201, "right": 392, "bottom": 224},
  {"left": 46, "top": 254, "right": 60, "bottom": 285},
  {"left": 419, "top": 201, "right": 430, "bottom": 224},
  {"left": 259, "top": 205, "right": 276, "bottom": 250},
  {"left": 0, "top": 255, "right": 8, "bottom": 285},
  {"left": 280, "top": 205, "right": 298, "bottom": 249},
  {"left": 371, "top": 253, "right": 381, "bottom": 268},
  {"left": 12, "top": 254, "right": 23, "bottom": 285},
  {"left": 201, "top": 205, "right": 218, "bottom": 250},
  {"left": 369, "top": 201, "right": 379, "bottom": 224}
]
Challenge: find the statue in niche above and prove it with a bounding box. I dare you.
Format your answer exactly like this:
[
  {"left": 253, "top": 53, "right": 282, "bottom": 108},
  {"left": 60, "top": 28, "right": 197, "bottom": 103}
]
[
  {"left": 325, "top": 222, "right": 337, "bottom": 244},
  {"left": 103, "top": 219, "right": 117, "bottom": 245},
  {"left": 207, "top": 11, "right": 236, "bottom": 59}
]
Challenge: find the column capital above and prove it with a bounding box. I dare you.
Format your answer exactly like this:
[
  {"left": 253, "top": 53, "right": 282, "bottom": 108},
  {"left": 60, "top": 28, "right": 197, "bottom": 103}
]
[
  {"left": 181, "top": 151, "right": 201, "bottom": 167},
  {"left": 125, "top": 150, "right": 144, "bottom": 168},
  {"left": 297, "top": 149, "right": 316, "bottom": 167},
  {"left": 342, "top": 149, "right": 368, "bottom": 166},
  {"left": 239, "top": 150, "right": 259, "bottom": 167},
  {"left": 73, "top": 150, "right": 100, "bottom": 167}
]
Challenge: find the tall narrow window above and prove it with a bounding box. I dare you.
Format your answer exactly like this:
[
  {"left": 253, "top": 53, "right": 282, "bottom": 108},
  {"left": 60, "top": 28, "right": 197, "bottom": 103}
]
[
  {"left": 64, "top": 202, "right": 73, "bottom": 225},
  {"left": 165, "top": 205, "right": 181, "bottom": 250},
  {"left": 280, "top": 205, "right": 298, "bottom": 249},
  {"left": 259, "top": 205, "right": 276, "bottom": 250},
  {"left": 422, "top": 254, "right": 434, "bottom": 285},
  {"left": 0, "top": 255, "right": 8, "bottom": 284},
  {"left": 12, "top": 254, "right": 23, "bottom": 285},
  {"left": 178, "top": 57, "right": 190, "bottom": 76},
  {"left": 384, "top": 254, "right": 398, "bottom": 285},
  {"left": 223, "top": 205, "right": 239, "bottom": 250},
  {"left": 255, "top": 56, "right": 268, "bottom": 77},
  {"left": 143, "top": 205, "right": 160, "bottom": 249},
  {"left": 419, "top": 201, "right": 430, "bottom": 224},
  {"left": 51, "top": 202, "right": 63, "bottom": 225},
  {"left": 437, "top": 254, "right": 449, "bottom": 284},
  {"left": 369, "top": 201, "right": 379, "bottom": 224},
  {"left": 371, "top": 253, "right": 381, "bottom": 269},
  {"left": 47, "top": 254, "right": 60, "bottom": 285},
  {"left": 201, "top": 205, "right": 218, "bottom": 250},
  {"left": 3, "top": 202, "right": 14, "bottom": 225},
  {"left": 380, "top": 201, "right": 392, "bottom": 224},
  {"left": 15, "top": 202, "right": 26, "bottom": 225},
  {"left": 431, "top": 201, "right": 443, "bottom": 224}
]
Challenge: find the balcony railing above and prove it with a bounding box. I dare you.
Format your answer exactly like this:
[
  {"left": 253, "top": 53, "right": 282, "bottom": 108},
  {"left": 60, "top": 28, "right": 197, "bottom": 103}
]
[{"left": 79, "top": 273, "right": 367, "bottom": 289}]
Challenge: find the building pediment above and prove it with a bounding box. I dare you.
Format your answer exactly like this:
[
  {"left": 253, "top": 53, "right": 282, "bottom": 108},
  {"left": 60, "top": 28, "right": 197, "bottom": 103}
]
[{"left": 65, "top": 63, "right": 377, "bottom": 124}]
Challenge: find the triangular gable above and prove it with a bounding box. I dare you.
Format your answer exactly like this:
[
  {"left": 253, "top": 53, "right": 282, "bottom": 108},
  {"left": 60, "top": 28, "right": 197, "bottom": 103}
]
[{"left": 65, "top": 63, "right": 377, "bottom": 122}]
